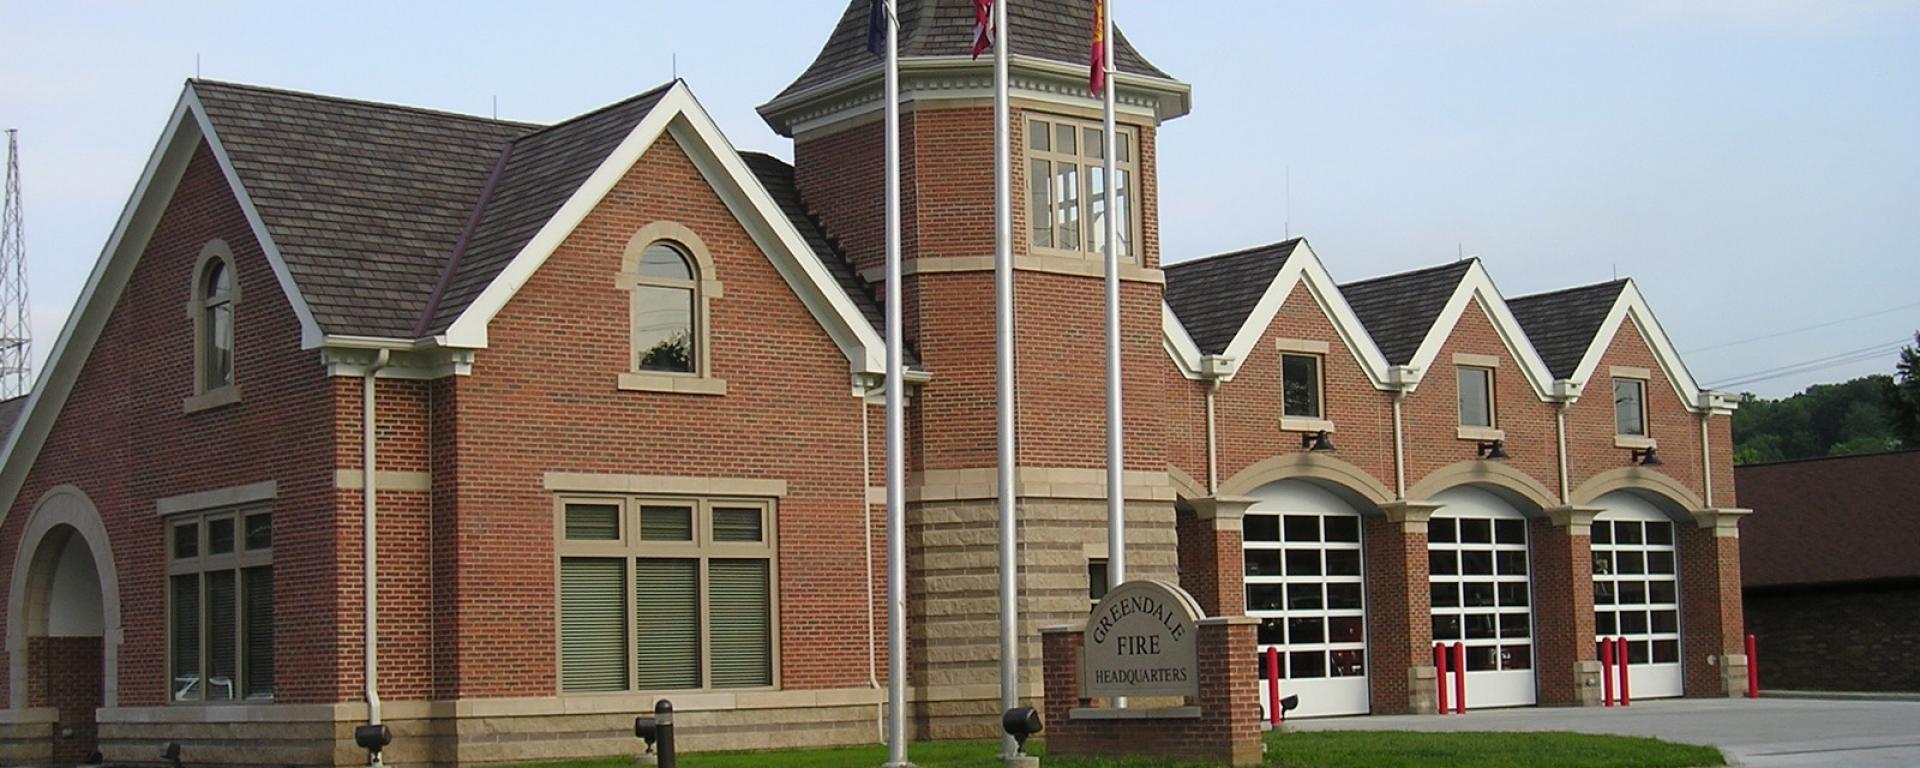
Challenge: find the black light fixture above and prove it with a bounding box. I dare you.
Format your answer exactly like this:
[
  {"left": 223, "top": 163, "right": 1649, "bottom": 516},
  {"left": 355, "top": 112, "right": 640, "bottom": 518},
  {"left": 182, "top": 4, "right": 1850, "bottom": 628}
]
[
  {"left": 1301, "top": 430, "right": 1336, "bottom": 453},
  {"left": 1631, "top": 447, "right": 1662, "bottom": 466},
  {"left": 1002, "top": 707, "right": 1044, "bottom": 756},
  {"left": 1477, "top": 440, "right": 1509, "bottom": 461}
]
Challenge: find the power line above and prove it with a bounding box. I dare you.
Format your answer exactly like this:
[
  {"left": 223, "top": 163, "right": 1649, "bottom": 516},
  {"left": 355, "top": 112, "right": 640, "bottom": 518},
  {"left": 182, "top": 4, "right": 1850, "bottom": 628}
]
[
  {"left": 1707, "top": 338, "right": 1910, "bottom": 390},
  {"left": 1686, "top": 300, "right": 1920, "bottom": 353}
]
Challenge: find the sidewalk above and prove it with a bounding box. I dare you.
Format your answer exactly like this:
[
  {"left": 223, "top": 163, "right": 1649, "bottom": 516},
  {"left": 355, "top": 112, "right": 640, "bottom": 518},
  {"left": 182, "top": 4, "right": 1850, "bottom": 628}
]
[{"left": 1289, "top": 697, "right": 1920, "bottom": 767}]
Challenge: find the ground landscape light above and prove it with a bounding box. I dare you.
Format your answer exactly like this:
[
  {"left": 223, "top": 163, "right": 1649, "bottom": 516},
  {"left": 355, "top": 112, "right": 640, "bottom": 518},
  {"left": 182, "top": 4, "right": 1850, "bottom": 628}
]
[{"left": 1002, "top": 706, "right": 1044, "bottom": 754}]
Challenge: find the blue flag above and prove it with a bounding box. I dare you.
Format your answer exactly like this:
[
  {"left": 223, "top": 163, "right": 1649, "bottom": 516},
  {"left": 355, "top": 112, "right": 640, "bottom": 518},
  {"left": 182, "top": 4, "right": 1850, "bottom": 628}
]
[{"left": 867, "top": 0, "right": 886, "bottom": 57}]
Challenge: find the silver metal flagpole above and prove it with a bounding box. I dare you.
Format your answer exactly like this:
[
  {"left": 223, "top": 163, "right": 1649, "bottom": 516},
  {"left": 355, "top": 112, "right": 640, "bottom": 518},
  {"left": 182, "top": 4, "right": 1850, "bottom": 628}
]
[
  {"left": 1102, "top": 0, "right": 1124, "bottom": 592},
  {"left": 883, "top": 1, "right": 909, "bottom": 765},
  {"left": 993, "top": 0, "right": 1019, "bottom": 760}
]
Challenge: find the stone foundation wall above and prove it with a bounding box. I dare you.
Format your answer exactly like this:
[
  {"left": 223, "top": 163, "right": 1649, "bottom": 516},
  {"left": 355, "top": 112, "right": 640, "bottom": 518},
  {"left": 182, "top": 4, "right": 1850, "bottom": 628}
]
[{"left": 1744, "top": 580, "right": 1920, "bottom": 693}]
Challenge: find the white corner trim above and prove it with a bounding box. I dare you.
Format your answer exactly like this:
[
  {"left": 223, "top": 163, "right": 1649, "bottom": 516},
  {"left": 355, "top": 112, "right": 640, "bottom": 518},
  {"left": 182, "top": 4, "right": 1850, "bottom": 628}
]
[
  {"left": 155, "top": 480, "right": 278, "bottom": 517},
  {"left": 440, "top": 82, "right": 885, "bottom": 375},
  {"left": 183, "top": 86, "right": 326, "bottom": 350},
  {"left": 1566, "top": 280, "right": 1707, "bottom": 412},
  {"left": 1403, "top": 261, "right": 1557, "bottom": 400},
  {"left": 1211, "top": 241, "right": 1393, "bottom": 388},
  {"left": 1162, "top": 302, "right": 1207, "bottom": 378}
]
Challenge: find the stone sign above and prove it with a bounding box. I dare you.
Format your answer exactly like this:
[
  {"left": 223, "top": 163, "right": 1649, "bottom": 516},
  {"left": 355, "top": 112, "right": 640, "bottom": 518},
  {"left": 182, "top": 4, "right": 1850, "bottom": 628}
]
[{"left": 1081, "top": 579, "right": 1204, "bottom": 698}]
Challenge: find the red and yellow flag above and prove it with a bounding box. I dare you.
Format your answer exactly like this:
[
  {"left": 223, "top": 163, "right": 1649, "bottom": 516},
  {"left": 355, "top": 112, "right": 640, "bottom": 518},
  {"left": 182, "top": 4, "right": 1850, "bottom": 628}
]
[{"left": 1089, "top": 0, "right": 1107, "bottom": 94}]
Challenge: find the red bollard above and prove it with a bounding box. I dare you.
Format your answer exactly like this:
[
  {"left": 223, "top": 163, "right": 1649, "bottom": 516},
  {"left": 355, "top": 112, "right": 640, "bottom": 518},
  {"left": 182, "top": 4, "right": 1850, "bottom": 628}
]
[
  {"left": 1434, "top": 643, "right": 1450, "bottom": 715},
  {"left": 1746, "top": 634, "right": 1760, "bottom": 699},
  {"left": 1452, "top": 642, "right": 1468, "bottom": 714},
  {"left": 1267, "top": 647, "right": 1282, "bottom": 725},
  {"left": 1617, "top": 637, "right": 1632, "bottom": 707},
  {"left": 1601, "top": 638, "right": 1615, "bottom": 707}
]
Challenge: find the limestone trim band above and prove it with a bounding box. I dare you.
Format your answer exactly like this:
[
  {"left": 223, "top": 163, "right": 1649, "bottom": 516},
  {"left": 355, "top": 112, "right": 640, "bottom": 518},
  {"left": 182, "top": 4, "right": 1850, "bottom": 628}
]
[
  {"left": 864, "top": 467, "right": 1177, "bottom": 503},
  {"left": 96, "top": 685, "right": 892, "bottom": 724},
  {"left": 155, "top": 480, "right": 276, "bottom": 516},
  {"left": 333, "top": 471, "right": 429, "bottom": 492},
  {"left": 544, "top": 472, "right": 788, "bottom": 498}
]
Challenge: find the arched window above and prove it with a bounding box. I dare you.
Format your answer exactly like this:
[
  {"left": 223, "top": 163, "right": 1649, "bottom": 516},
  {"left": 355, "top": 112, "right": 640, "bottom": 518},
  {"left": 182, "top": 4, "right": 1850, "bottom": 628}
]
[
  {"left": 201, "top": 259, "right": 235, "bottom": 388},
  {"left": 186, "top": 240, "right": 242, "bottom": 411},
  {"left": 630, "top": 242, "right": 697, "bottom": 374},
  {"left": 616, "top": 224, "right": 724, "bottom": 395}
]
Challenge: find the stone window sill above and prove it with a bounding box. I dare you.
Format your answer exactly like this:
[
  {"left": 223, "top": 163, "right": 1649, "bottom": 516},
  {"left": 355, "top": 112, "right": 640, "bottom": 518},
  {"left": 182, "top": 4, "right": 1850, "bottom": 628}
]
[
  {"left": 1280, "top": 416, "right": 1336, "bottom": 434},
  {"left": 1456, "top": 426, "right": 1505, "bottom": 442},
  {"left": 617, "top": 372, "right": 727, "bottom": 396},
  {"left": 182, "top": 385, "right": 242, "bottom": 414},
  {"left": 1614, "top": 434, "right": 1657, "bottom": 450}
]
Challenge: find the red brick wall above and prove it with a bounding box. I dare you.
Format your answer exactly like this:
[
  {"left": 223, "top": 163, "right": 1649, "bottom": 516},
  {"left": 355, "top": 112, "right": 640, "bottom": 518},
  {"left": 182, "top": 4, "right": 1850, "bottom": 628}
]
[
  {"left": 1402, "top": 301, "right": 1559, "bottom": 492},
  {"left": 1364, "top": 520, "right": 1430, "bottom": 714},
  {"left": 1564, "top": 318, "right": 1706, "bottom": 497},
  {"left": 433, "top": 134, "right": 875, "bottom": 698},
  {"left": 1530, "top": 520, "right": 1597, "bottom": 704},
  {"left": 1042, "top": 620, "right": 1261, "bottom": 766},
  {"left": 332, "top": 378, "right": 436, "bottom": 701},
  {"left": 1679, "top": 527, "right": 1745, "bottom": 696},
  {"left": 34, "top": 636, "right": 103, "bottom": 763},
  {"left": 0, "top": 142, "right": 341, "bottom": 707}
]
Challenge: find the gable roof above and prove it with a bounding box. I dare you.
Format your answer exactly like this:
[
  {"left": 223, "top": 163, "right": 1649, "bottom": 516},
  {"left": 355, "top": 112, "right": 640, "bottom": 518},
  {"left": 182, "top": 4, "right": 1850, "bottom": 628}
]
[
  {"left": 1339, "top": 261, "right": 1474, "bottom": 366},
  {"left": 1508, "top": 280, "right": 1628, "bottom": 380},
  {"left": 772, "top": 0, "right": 1172, "bottom": 105},
  {"left": 1163, "top": 239, "right": 1300, "bottom": 355},
  {"left": 1739, "top": 450, "right": 1920, "bottom": 588},
  {"left": 191, "top": 80, "right": 536, "bottom": 338},
  {"left": 0, "top": 397, "right": 24, "bottom": 439}
]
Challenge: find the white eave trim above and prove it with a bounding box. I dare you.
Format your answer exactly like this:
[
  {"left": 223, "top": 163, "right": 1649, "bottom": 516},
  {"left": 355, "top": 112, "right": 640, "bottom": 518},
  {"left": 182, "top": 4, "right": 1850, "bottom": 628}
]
[
  {"left": 1165, "top": 240, "right": 1392, "bottom": 387},
  {"left": 1402, "top": 261, "right": 1558, "bottom": 400},
  {"left": 441, "top": 82, "right": 884, "bottom": 376},
  {"left": 1564, "top": 279, "right": 1709, "bottom": 413},
  {"left": 1162, "top": 302, "right": 1207, "bottom": 379}
]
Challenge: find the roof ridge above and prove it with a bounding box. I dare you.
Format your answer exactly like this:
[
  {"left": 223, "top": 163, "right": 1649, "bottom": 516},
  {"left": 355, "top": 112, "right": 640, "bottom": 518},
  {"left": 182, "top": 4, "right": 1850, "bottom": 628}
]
[
  {"left": 189, "top": 78, "right": 541, "bottom": 130},
  {"left": 1736, "top": 447, "right": 1920, "bottom": 469},
  {"left": 1510, "top": 278, "right": 1629, "bottom": 304},
  {"left": 1164, "top": 238, "right": 1302, "bottom": 272},
  {"left": 1340, "top": 258, "right": 1475, "bottom": 289},
  {"left": 509, "top": 81, "right": 679, "bottom": 144}
]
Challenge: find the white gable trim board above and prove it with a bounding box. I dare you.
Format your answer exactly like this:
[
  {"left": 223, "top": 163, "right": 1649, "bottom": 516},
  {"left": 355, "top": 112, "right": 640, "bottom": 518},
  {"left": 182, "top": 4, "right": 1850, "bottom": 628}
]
[
  {"left": 1400, "top": 261, "right": 1558, "bottom": 401},
  {"left": 440, "top": 82, "right": 886, "bottom": 376},
  {"left": 1162, "top": 241, "right": 1392, "bottom": 388},
  {"left": 1565, "top": 280, "right": 1710, "bottom": 411}
]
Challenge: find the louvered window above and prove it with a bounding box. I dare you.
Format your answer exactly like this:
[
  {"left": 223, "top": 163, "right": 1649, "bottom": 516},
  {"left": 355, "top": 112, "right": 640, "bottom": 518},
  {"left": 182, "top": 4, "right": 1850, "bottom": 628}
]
[
  {"left": 557, "top": 497, "right": 776, "bottom": 693},
  {"left": 167, "top": 507, "right": 272, "bottom": 703}
]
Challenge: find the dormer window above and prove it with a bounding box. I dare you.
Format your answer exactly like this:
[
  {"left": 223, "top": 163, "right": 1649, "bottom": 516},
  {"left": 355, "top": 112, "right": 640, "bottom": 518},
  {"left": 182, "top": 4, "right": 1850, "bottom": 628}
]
[
  {"left": 1027, "top": 116, "right": 1137, "bottom": 261},
  {"left": 616, "top": 223, "right": 727, "bottom": 395},
  {"left": 185, "top": 241, "right": 241, "bottom": 412}
]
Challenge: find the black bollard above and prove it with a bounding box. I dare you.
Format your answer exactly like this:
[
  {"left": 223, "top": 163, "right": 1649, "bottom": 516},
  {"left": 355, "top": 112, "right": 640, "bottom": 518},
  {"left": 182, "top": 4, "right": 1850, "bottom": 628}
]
[{"left": 654, "top": 700, "right": 676, "bottom": 768}]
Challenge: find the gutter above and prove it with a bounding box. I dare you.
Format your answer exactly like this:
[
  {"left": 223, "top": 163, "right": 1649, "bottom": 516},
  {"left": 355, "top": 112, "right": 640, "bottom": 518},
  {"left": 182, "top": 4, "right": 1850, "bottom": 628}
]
[{"left": 363, "top": 349, "right": 391, "bottom": 744}]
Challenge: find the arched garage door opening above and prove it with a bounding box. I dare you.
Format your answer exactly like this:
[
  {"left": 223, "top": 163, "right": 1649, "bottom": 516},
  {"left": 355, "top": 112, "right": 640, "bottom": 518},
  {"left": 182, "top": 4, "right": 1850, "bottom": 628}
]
[
  {"left": 1428, "top": 486, "right": 1537, "bottom": 709},
  {"left": 1592, "top": 491, "right": 1686, "bottom": 699},
  {"left": 1244, "top": 480, "right": 1371, "bottom": 719}
]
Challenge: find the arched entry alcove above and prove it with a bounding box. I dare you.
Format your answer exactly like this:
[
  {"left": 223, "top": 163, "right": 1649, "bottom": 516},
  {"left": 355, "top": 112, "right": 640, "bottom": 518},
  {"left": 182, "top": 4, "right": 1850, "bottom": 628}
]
[{"left": 9, "top": 486, "right": 119, "bottom": 764}]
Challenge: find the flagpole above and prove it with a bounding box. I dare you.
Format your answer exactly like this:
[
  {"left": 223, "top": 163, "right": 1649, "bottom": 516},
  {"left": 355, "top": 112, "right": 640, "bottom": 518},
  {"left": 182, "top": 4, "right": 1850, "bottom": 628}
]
[
  {"left": 992, "top": 0, "right": 1019, "bottom": 760},
  {"left": 1102, "top": 0, "right": 1124, "bottom": 594},
  {"left": 882, "top": 0, "right": 909, "bottom": 764}
]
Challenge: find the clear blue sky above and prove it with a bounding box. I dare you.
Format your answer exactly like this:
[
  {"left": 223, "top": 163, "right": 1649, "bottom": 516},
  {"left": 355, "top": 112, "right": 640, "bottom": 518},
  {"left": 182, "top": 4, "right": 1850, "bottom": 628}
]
[{"left": 4, "top": 1, "right": 1916, "bottom": 398}]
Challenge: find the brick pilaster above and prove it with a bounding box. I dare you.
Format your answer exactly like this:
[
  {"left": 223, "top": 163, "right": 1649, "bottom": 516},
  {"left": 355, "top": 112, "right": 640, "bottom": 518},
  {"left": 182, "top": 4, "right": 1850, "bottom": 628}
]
[
  {"left": 1533, "top": 507, "right": 1601, "bottom": 706},
  {"left": 1680, "top": 509, "right": 1750, "bottom": 697},
  {"left": 1179, "top": 497, "right": 1254, "bottom": 617},
  {"left": 1367, "top": 504, "right": 1438, "bottom": 714}
]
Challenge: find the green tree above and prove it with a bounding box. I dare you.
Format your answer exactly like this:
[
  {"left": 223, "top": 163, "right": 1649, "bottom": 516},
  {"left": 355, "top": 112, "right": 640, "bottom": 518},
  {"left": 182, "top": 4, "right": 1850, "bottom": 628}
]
[
  {"left": 1732, "top": 373, "right": 1903, "bottom": 464},
  {"left": 1893, "top": 333, "right": 1920, "bottom": 446}
]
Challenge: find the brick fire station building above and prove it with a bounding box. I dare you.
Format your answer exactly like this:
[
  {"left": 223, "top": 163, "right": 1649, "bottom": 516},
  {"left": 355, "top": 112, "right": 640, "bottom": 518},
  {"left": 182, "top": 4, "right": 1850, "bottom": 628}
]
[{"left": 0, "top": 1, "right": 1750, "bottom": 765}]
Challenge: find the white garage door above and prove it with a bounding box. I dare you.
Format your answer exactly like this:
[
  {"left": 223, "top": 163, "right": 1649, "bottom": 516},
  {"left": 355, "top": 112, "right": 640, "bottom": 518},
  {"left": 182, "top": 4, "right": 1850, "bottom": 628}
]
[
  {"left": 1592, "top": 492, "right": 1684, "bottom": 699},
  {"left": 1429, "top": 487, "right": 1537, "bottom": 708},
  {"left": 1244, "top": 481, "right": 1369, "bottom": 719}
]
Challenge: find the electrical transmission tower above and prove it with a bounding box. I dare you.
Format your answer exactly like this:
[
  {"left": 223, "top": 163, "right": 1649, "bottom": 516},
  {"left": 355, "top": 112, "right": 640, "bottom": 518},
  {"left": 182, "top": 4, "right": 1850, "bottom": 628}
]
[{"left": 0, "top": 130, "right": 30, "bottom": 399}]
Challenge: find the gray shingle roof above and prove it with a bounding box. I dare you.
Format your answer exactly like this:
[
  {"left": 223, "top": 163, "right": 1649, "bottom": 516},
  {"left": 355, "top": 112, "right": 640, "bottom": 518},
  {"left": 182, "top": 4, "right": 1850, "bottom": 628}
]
[
  {"left": 771, "top": 0, "right": 1172, "bottom": 105},
  {"left": 1507, "top": 280, "right": 1626, "bottom": 380},
  {"left": 1339, "top": 260, "right": 1475, "bottom": 366},
  {"left": 192, "top": 80, "right": 535, "bottom": 337},
  {"left": 1162, "top": 239, "right": 1300, "bottom": 355},
  {"left": 0, "top": 396, "right": 25, "bottom": 438}
]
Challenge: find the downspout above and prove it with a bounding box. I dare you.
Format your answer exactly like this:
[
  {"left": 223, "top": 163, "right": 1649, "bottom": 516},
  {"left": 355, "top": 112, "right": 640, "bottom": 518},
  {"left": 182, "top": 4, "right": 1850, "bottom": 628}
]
[
  {"left": 860, "top": 384, "right": 881, "bottom": 740},
  {"left": 1556, "top": 401, "right": 1572, "bottom": 505},
  {"left": 1205, "top": 381, "right": 1220, "bottom": 494},
  {"left": 1391, "top": 390, "right": 1408, "bottom": 498},
  {"left": 1701, "top": 413, "right": 1713, "bottom": 508},
  {"left": 364, "top": 350, "right": 391, "bottom": 737}
]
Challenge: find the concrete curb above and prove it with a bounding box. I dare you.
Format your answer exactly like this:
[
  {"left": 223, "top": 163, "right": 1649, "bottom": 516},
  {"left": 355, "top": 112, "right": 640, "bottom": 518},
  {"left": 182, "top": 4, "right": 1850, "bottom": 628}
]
[{"left": 1759, "top": 690, "right": 1920, "bottom": 703}]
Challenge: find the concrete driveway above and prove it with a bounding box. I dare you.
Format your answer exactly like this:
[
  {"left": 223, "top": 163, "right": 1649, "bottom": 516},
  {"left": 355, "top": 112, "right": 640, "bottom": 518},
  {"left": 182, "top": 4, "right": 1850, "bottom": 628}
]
[{"left": 1288, "top": 697, "right": 1920, "bottom": 767}]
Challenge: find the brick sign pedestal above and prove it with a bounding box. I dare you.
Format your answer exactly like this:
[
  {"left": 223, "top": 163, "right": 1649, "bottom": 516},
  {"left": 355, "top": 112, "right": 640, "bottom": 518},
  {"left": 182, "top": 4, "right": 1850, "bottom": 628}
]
[{"left": 1041, "top": 616, "right": 1263, "bottom": 767}]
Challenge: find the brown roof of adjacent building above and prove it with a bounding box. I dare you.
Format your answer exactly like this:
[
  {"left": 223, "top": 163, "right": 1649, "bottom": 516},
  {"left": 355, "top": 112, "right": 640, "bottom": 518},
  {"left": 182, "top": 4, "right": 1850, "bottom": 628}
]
[
  {"left": 1738, "top": 450, "right": 1920, "bottom": 588},
  {"left": 770, "top": 0, "right": 1173, "bottom": 105}
]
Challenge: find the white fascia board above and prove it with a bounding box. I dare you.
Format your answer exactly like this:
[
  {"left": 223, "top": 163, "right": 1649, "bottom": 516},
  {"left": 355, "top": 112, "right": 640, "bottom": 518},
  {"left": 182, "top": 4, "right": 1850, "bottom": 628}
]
[
  {"left": 0, "top": 90, "right": 203, "bottom": 525},
  {"left": 1163, "top": 302, "right": 1206, "bottom": 379},
  {"left": 442, "top": 83, "right": 884, "bottom": 375},
  {"left": 183, "top": 85, "right": 326, "bottom": 350},
  {"left": 1566, "top": 279, "right": 1705, "bottom": 412},
  {"left": 1214, "top": 241, "right": 1393, "bottom": 388},
  {"left": 1404, "top": 261, "right": 1557, "bottom": 400}
]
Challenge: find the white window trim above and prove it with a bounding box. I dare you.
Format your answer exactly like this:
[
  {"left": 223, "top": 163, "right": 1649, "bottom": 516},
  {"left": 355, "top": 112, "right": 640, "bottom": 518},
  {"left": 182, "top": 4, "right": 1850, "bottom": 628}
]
[
  {"left": 1456, "top": 365, "right": 1498, "bottom": 435},
  {"left": 184, "top": 240, "right": 242, "bottom": 413},
  {"left": 1024, "top": 114, "right": 1142, "bottom": 262},
  {"left": 1612, "top": 376, "right": 1652, "bottom": 443},
  {"left": 166, "top": 504, "right": 273, "bottom": 705},
  {"left": 616, "top": 222, "right": 727, "bottom": 396},
  {"left": 1280, "top": 351, "right": 1329, "bottom": 427}
]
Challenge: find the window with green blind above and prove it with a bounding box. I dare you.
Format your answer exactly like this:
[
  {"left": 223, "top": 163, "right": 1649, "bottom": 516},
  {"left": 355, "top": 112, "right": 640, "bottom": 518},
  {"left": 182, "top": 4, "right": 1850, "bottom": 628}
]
[
  {"left": 168, "top": 508, "right": 273, "bottom": 703},
  {"left": 556, "top": 497, "right": 776, "bottom": 693}
]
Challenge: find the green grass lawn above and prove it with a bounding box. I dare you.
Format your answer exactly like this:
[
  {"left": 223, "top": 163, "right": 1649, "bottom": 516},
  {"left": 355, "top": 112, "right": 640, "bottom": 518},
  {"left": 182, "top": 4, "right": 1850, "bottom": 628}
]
[{"left": 531, "top": 731, "right": 1724, "bottom": 768}]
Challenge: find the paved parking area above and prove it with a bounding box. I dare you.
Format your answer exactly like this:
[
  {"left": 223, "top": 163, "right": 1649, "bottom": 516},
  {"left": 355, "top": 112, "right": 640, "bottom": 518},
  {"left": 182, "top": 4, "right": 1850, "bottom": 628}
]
[{"left": 1289, "top": 697, "right": 1920, "bottom": 767}]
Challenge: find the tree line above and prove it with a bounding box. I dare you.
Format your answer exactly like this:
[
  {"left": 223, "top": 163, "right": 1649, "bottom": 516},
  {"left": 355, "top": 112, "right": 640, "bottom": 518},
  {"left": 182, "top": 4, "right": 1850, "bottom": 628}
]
[{"left": 1732, "top": 333, "right": 1920, "bottom": 464}]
